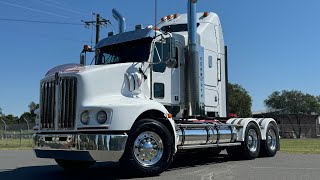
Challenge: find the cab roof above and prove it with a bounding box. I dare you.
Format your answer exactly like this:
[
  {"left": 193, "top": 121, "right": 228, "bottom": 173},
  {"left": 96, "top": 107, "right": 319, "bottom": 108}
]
[{"left": 95, "top": 28, "right": 156, "bottom": 49}]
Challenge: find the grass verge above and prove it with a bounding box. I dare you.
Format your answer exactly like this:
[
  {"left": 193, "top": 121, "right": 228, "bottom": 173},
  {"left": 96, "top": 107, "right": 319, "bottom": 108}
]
[
  {"left": 0, "top": 139, "right": 33, "bottom": 150},
  {"left": 280, "top": 139, "right": 320, "bottom": 154}
]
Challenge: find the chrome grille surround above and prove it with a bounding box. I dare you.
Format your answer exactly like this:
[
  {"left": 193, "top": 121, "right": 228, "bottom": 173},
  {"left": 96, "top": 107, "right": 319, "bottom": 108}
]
[{"left": 40, "top": 76, "right": 77, "bottom": 130}]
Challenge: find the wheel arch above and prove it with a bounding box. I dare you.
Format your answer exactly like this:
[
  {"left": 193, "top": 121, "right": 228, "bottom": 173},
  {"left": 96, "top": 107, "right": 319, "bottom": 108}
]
[
  {"left": 130, "top": 109, "right": 178, "bottom": 153},
  {"left": 227, "top": 118, "right": 262, "bottom": 141},
  {"left": 134, "top": 110, "right": 175, "bottom": 137},
  {"left": 256, "top": 118, "right": 278, "bottom": 140}
]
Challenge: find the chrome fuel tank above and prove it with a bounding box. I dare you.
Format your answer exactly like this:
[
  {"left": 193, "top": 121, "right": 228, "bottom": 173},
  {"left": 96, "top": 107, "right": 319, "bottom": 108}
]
[{"left": 177, "top": 123, "right": 236, "bottom": 146}]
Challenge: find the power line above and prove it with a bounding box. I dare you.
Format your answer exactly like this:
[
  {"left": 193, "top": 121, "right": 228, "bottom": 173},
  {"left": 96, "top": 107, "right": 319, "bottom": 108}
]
[
  {"left": 42, "top": 0, "right": 89, "bottom": 14},
  {"left": 0, "top": 17, "right": 83, "bottom": 25},
  {"left": 0, "top": 0, "right": 69, "bottom": 18},
  {"left": 39, "top": 1, "right": 87, "bottom": 16},
  {"left": 82, "top": 13, "right": 110, "bottom": 44},
  {"left": 108, "top": 22, "right": 116, "bottom": 31},
  {"left": 42, "top": 0, "right": 65, "bottom": 6}
]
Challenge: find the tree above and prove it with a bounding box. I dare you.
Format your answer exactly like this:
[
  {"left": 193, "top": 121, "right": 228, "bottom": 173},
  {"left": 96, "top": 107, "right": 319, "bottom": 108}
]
[
  {"left": 228, "top": 83, "right": 252, "bottom": 117},
  {"left": 20, "top": 102, "right": 39, "bottom": 123},
  {"left": 4, "top": 114, "right": 19, "bottom": 124},
  {"left": 28, "top": 102, "right": 39, "bottom": 116},
  {"left": 20, "top": 112, "right": 33, "bottom": 123},
  {"left": 264, "top": 90, "right": 320, "bottom": 114},
  {"left": 0, "top": 107, "right": 3, "bottom": 117},
  {"left": 265, "top": 90, "right": 320, "bottom": 138}
]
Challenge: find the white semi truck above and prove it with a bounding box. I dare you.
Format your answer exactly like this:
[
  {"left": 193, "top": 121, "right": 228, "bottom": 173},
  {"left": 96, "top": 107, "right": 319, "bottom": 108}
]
[{"left": 33, "top": 0, "right": 280, "bottom": 175}]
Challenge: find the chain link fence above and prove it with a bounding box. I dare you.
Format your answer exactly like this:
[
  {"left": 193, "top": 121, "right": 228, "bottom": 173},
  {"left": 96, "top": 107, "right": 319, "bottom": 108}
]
[
  {"left": 279, "top": 124, "right": 320, "bottom": 138},
  {"left": 0, "top": 123, "right": 35, "bottom": 148}
]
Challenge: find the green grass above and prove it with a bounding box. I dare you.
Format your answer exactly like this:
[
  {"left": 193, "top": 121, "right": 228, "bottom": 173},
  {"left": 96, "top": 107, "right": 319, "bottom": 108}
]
[
  {"left": 280, "top": 139, "right": 320, "bottom": 154},
  {"left": 0, "top": 139, "right": 33, "bottom": 150}
]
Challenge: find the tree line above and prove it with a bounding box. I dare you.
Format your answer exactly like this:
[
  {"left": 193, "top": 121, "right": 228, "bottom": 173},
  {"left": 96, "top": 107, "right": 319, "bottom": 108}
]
[
  {"left": 228, "top": 84, "right": 320, "bottom": 117},
  {"left": 0, "top": 102, "right": 39, "bottom": 124}
]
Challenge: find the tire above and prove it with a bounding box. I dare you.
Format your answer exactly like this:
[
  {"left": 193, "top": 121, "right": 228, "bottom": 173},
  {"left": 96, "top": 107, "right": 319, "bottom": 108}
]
[
  {"left": 227, "top": 122, "right": 261, "bottom": 160},
  {"left": 120, "top": 119, "right": 174, "bottom": 176},
  {"left": 226, "top": 146, "right": 241, "bottom": 160},
  {"left": 259, "top": 123, "right": 279, "bottom": 157},
  {"left": 55, "top": 159, "right": 95, "bottom": 171}
]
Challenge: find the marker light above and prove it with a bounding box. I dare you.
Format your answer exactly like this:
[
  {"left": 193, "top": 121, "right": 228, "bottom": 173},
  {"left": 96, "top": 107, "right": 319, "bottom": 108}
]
[
  {"left": 167, "top": 15, "right": 173, "bottom": 20},
  {"left": 173, "top": 13, "right": 180, "bottom": 19},
  {"left": 203, "top": 12, "right": 210, "bottom": 17},
  {"left": 161, "top": 17, "right": 167, "bottom": 22},
  {"left": 80, "top": 111, "right": 90, "bottom": 125},
  {"left": 83, "top": 45, "right": 92, "bottom": 52}
]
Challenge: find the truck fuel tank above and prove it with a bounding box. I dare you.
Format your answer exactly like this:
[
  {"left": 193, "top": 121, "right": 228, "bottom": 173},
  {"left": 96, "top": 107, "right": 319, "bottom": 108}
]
[{"left": 177, "top": 123, "right": 237, "bottom": 146}]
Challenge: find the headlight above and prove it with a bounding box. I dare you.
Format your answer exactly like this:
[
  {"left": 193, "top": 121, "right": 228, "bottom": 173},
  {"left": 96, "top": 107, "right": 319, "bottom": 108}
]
[
  {"left": 97, "top": 110, "right": 107, "bottom": 124},
  {"left": 80, "top": 111, "right": 90, "bottom": 125}
]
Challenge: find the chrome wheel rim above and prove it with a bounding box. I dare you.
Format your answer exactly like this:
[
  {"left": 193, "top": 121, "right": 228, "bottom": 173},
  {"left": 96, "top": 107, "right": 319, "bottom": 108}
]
[
  {"left": 247, "top": 129, "right": 258, "bottom": 152},
  {"left": 133, "top": 131, "right": 164, "bottom": 167},
  {"left": 267, "top": 129, "right": 277, "bottom": 151}
]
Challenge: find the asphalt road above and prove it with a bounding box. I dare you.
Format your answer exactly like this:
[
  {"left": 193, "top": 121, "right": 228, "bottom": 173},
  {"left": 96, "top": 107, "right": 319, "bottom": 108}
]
[{"left": 0, "top": 150, "right": 320, "bottom": 180}]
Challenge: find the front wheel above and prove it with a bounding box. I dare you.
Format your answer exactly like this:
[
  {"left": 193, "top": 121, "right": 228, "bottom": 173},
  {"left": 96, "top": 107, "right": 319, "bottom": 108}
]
[{"left": 120, "top": 119, "right": 174, "bottom": 176}]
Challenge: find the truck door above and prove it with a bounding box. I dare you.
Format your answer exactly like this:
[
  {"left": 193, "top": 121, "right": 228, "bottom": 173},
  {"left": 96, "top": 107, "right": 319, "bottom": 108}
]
[
  {"left": 152, "top": 42, "right": 181, "bottom": 106},
  {"left": 204, "top": 53, "right": 220, "bottom": 109}
]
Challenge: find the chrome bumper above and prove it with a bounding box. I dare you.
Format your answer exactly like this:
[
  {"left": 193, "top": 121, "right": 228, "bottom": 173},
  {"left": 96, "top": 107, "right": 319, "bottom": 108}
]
[{"left": 34, "top": 133, "right": 128, "bottom": 162}]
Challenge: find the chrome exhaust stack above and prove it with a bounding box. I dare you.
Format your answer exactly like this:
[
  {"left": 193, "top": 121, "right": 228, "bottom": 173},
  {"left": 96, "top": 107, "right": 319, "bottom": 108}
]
[
  {"left": 185, "top": 0, "right": 205, "bottom": 117},
  {"left": 112, "top": 9, "right": 126, "bottom": 34},
  {"left": 187, "top": 0, "right": 198, "bottom": 46}
]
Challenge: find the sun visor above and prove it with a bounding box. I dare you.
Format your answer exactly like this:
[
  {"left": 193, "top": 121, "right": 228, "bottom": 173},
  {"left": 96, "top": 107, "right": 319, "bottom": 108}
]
[{"left": 95, "top": 29, "right": 155, "bottom": 49}]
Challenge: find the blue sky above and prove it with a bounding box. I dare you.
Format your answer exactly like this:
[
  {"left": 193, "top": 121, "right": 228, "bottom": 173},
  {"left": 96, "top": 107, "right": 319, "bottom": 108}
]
[{"left": 0, "top": 0, "right": 320, "bottom": 116}]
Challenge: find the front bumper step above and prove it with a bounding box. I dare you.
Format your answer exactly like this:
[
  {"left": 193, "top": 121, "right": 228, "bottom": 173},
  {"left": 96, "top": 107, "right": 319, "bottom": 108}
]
[{"left": 34, "top": 133, "right": 128, "bottom": 162}]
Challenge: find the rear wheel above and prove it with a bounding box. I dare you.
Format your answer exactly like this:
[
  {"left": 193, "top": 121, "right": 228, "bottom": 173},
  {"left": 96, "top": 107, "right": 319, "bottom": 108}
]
[
  {"left": 227, "top": 122, "right": 261, "bottom": 160},
  {"left": 120, "top": 119, "right": 174, "bottom": 176},
  {"left": 55, "top": 159, "right": 95, "bottom": 171},
  {"left": 259, "top": 123, "right": 279, "bottom": 157}
]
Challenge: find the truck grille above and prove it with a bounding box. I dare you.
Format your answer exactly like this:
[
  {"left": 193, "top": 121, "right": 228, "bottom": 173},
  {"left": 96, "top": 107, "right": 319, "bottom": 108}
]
[
  {"left": 40, "top": 77, "right": 77, "bottom": 130},
  {"left": 40, "top": 81, "right": 56, "bottom": 129}
]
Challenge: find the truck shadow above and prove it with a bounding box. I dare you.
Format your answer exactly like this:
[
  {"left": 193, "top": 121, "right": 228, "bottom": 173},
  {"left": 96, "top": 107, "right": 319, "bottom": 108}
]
[
  {"left": 169, "top": 150, "right": 229, "bottom": 171},
  {"left": 0, "top": 151, "right": 232, "bottom": 180}
]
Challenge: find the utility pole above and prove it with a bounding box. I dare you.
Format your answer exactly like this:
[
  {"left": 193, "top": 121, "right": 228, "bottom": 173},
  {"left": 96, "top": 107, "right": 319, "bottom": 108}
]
[
  {"left": 96, "top": 14, "right": 100, "bottom": 45},
  {"left": 82, "top": 13, "right": 109, "bottom": 45}
]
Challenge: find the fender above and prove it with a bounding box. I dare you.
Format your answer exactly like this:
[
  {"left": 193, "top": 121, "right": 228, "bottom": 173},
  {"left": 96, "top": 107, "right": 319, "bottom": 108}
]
[
  {"left": 227, "top": 118, "right": 278, "bottom": 141},
  {"left": 256, "top": 118, "right": 278, "bottom": 140},
  {"left": 227, "top": 118, "right": 261, "bottom": 141},
  {"left": 80, "top": 95, "right": 178, "bottom": 152}
]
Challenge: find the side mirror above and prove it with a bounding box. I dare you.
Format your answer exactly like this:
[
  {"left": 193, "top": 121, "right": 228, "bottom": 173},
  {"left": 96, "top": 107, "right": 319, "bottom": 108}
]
[
  {"left": 80, "top": 53, "right": 86, "bottom": 65},
  {"left": 165, "top": 37, "right": 177, "bottom": 68}
]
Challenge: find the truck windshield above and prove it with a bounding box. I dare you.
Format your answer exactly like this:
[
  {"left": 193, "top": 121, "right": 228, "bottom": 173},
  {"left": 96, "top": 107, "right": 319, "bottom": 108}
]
[{"left": 96, "top": 37, "right": 153, "bottom": 65}]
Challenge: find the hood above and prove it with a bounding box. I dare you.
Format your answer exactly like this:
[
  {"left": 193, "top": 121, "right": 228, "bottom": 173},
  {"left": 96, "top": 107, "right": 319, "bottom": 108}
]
[{"left": 45, "top": 64, "right": 84, "bottom": 76}]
